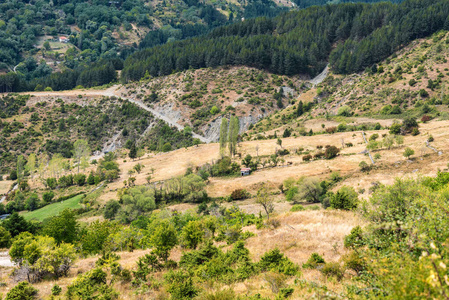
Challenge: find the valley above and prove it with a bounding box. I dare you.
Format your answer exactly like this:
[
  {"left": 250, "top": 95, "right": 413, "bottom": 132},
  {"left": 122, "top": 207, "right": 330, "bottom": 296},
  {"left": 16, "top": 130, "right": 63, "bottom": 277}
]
[{"left": 0, "top": 0, "right": 449, "bottom": 299}]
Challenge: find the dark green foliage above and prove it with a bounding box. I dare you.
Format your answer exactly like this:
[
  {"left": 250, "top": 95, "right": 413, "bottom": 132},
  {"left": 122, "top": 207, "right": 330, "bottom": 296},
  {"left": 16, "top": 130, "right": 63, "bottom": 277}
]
[
  {"left": 51, "top": 284, "right": 62, "bottom": 296},
  {"left": 324, "top": 146, "right": 340, "bottom": 159},
  {"left": 329, "top": 186, "right": 359, "bottom": 210},
  {"left": 303, "top": 252, "right": 325, "bottom": 269},
  {"left": 389, "top": 123, "right": 402, "bottom": 134},
  {"left": 104, "top": 200, "right": 121, "bottom": 220},
  {"left": 9, "top": 169, "right": 17, "bottom": 181},
  {"left": 87, "top": 172, "right": 95, "bottom": 185},
  {"left": 132, "top": 253, "right": 162, "bottom": 284},
  {"left": 209, "top": 157, "right": 240, "bottom": 177},
  {"left": 44, "top": 139, "right": 74, "bottom": 158},
  {"left": 0, "top": 226, "right": 11, "bottom": 248},
  {"left": 6, "top": 281, "right": 38, "bottom": 300},
  {"left": 123, "top": 0, "right": 443, "bottom": 82},
  {"left": 42, "top": 209, "right": 79, "bottom": 244},
  {"left": 74, "top": 174, "right": 86, "bottom": 186},
  {"left": 144, "top": 121, "right": 200, "bottom": 152},
  {"left": 66, "top": 268, "right": 118, "bottom": 300},
  {"left": 2, "top": 212, "right": 35, "bottom": 237},
  {"left": 344, "top": 226, "right": 365, "bottom": 249},
  {"left": 165, "top": 270, "right": 199, "bottom": 299},
  {"left": 128, "top": 141, "right": 137, "bottom": 159},
  {"left": 257, "top": 248, "right": 299, "bottom": 275}
]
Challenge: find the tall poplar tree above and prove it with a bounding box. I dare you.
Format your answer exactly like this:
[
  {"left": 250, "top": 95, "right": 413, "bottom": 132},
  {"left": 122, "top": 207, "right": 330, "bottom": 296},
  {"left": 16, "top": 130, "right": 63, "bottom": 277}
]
[
  {"left": 228, "top": 116, "right": 239, "bottom": 157},
  {"left": 219, "top": 118, "right": 228, "bottom": 158}
]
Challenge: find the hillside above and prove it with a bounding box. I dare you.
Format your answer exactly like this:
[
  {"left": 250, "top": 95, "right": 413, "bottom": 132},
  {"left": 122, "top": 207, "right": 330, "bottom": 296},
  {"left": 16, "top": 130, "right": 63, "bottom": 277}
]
[
  {"left": 1, "top": 1, "right": 449, "bottom": 299},
  {"left": 0, "top": 66, "right": 309, "bottom": 171},
  {"left": 247, "top": 31, "right": 449, "bottom": 137}
]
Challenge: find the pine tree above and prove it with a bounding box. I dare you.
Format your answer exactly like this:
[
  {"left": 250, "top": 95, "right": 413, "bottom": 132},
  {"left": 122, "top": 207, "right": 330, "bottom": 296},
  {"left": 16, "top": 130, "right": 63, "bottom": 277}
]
[
  {"left": 296, "top": 101, "right": 304, "bottom": 117},
  {"left": 129, "top": 142, "right": 137, "bottom": 160}
]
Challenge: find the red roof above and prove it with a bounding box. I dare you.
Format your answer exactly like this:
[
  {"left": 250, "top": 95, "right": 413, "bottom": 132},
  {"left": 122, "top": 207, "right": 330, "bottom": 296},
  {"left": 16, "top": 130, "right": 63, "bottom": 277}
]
[{"left": 241, "top": 168, "right": 251, "bottom": 171}]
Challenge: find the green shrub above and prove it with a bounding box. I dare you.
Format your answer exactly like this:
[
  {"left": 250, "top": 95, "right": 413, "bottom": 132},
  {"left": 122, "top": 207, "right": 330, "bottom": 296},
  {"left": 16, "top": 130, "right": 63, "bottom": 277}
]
[
  {"left": 74, "top": 174, "right": 86, "bottom": 186},
  {"left": 343, "top": 251, "right": 366, "bottom": 275},
  {"left": 303, "top": 252, "right": 325, "bottom": 269},
  {"left": 258, "top": 248, "right": 299, "bottom": 275},
  {"left": 321, "top": 262, "right": 345, "bottom": 281},
  {"left": 324, "top": 146, "right": 339, "bottom": 159},
  {"left": 389, "top": 123, "right": 402, "bottom": 134},
  {"left": 42, "top": 191, "right": 54, "bottom": 203},
  {"left": 165, "top": 270, "right": 198, "bottom": 299},
  {"left": 290, "top": 204, "right": 304, "bottom": 212},
  {"left": 6, "top": 281, "right": 38, "bottom": 300},
  {"left": 344, "top": 226, "right": 365, "bottom": 249},
  {"left": 278, "top": 287, "right": 294, "bottom": 298},
  {"left": 162, "top": 142, "right": 172, "bottom": 152},
  {"left": 51, "top": 284, "right": 62, "bottom": 296},
  {"left": 66, "top": 268, "right": 118, "bottom": 299},
  {"left": 329, "top": 186, "right": 358, "bottom": 210},
  {"left": 230, "top": 189, "right": 250, "bottom": 200}
]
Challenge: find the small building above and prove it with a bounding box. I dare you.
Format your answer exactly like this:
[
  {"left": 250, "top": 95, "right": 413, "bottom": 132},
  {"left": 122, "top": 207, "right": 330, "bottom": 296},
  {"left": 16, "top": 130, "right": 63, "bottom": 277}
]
[
  {"left": 59, "top": 36, "right": 69, "bottom": 43},
  {"left": 240, "top": 167, "right": 251, "bottom": 176}
]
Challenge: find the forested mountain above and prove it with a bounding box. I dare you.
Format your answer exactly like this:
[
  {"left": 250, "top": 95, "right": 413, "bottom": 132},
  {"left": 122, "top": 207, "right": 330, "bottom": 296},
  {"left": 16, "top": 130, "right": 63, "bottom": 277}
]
[
  {"left": 122, "top": 0, "right": 449, "bottom": 83},
  {"left": 0, "top": 0, "right": 409, "bottom": 93}
]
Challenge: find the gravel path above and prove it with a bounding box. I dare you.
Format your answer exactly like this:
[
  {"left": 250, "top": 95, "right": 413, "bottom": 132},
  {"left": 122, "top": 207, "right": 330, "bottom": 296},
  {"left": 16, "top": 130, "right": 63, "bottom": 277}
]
[{"left": 309, "top": 64, "right": 329, "bottom": 86}]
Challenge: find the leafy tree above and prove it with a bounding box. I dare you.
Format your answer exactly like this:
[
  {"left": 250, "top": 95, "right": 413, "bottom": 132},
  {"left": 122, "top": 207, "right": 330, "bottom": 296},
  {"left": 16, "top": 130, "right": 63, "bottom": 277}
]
[
  {"left": 324, "top": 146, "right": 340, "bottom": 159},
  {"left": 42, "top": 209, "right": 79, "bottom": 244},
  {"left": 242, "top": 154, "right": 252, "bottom": 168},
  {"left": 117, "top": 186, "right": 156, "bottom": 223},
  {"left": 17, "top": 155, "right": 25, "bottom": 185},
  {"left": 296, "top": 177, "right": 323, "bottom": 203},
  {"left": 162, "top": 142, "right": 172, "bottom": 152},
  {"left": 296, "top": 101, "right": 304, "bottom": 117},
  {"left": 256, "top": 184, "right": 274, "bottom": 220},
  {"left": 0, "top": 226, "right": 11, "bottom": 248},
  {"left": 150, "top": 221, "right": 178, "bottom": 262},
  {"left": 66, "top": 268, "right": 118, "bottom": 299},
  {"left": 181, "top": 220, "right": 204, "bottom": 249},
  {"left": 73, "top": 139, "right": 90, "bottom": 174},
  {"left": 104, "top": 200, "right": 121, "bottom": 220},
  {"left": 79, "top": 220, "right": 120, "bottom": 255},
  {"left": 129, "top": 141, "right": 137, "bottom": 159},
  {"left": 3, "top": 212, "right": 33, "bottom": 237},
  {"left": 25, "top": 194, "right": 40, "bottom": 211},
  {"left": 26, "top": 153, "right": 37, "bottom": 181},
  {"left": 165, "top": 269, "right": 198, "bottom": 299},
  {"left": 87, "top": 172, "right": 95, "bottom": 185},
  {"left": 228, "top": 116, "right": 239, "bottom": 157},
  {"left": 43, "top": 41, "right": 50, "bottom": 51},
  {"left": 277, "top": 138, "right": 283, "bottom": 148},
  {"left": 219, "top": 118, "right": 228, "bottom": 158},
  {"left": 403, "top": 147, "right": 415, "bottom": 159}
]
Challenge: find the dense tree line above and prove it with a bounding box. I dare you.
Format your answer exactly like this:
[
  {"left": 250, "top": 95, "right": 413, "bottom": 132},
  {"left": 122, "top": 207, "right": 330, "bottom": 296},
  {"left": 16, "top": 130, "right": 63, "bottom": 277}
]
[{"left": 122, "top": 0, "right": 449, "bottom": 82}]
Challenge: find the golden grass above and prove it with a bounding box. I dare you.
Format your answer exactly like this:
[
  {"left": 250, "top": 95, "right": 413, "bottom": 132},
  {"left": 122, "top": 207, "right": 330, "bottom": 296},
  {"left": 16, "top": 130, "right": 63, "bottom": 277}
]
[{"left": 0, "top": 180, "right": 13, "bottom": 196}]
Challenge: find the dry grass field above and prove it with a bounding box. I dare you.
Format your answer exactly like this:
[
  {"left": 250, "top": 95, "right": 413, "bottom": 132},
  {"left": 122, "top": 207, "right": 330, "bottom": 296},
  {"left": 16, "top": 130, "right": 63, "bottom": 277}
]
[{"left": 94, "top": 119, "right": 449, "bottom": 204}]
